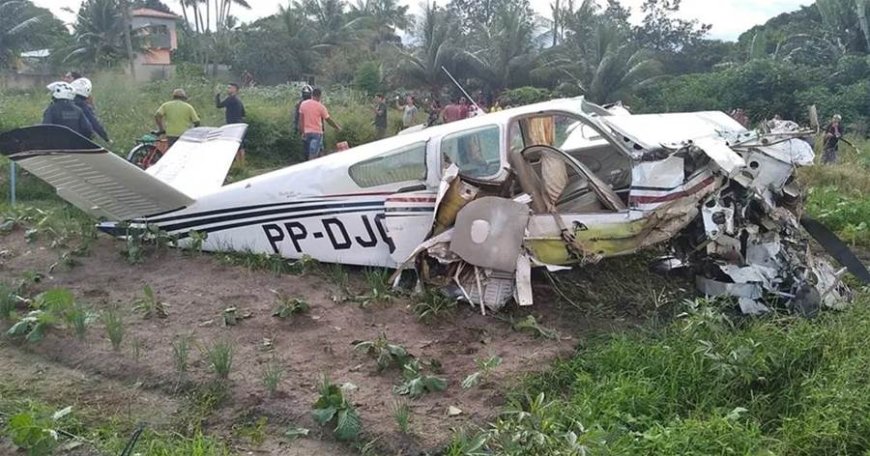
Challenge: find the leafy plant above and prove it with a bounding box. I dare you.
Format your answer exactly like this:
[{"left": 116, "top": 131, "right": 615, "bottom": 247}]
[
  {"left": 222, "top": 307, "right": 252, "bottom": 326},
  {"left": 65, "top": 302, "right": 94, "bottom": 340},
  {"left": 119, "top": 223, "right": 178, "bottom": 264},
  {"left": 4, "top": 404, "right": 73, "bottom": 455},
  {"left": 392, "top": 400, "right": 411, "bottom": 434},
  {"left": 312, "top": 376, "right": 362, "bottom": 441},
  {"left": 442, "top": 429, "right": 488, "bottom": 456},
  {"left": 187, "top": 230, "right": 209, "bottom": 253},
  {"left": 0, "top": 282, "right": 23, "bottom": 320},
  {"left": 285, "top": 426, "right": 310, "bottom": 441},
  {"left": 103, "top": 308, "right": 125, "bottom": 351},
  {"left": 235, "top": 416, "right": 268, "bottom": 446},
  {"left": 353, "top": 333, "right": 412, "bottom": 371},
  {"left": 272, "top": 294, "right": 310, "bottom": 320},
  {"left": 355, "top": 268, "right": 393, "bottom": 307},
  {"left": 6, "top": 289, "right": 76, "bottom": 343},
  {"left": 394, "top": 359, "right": 448, "bottom": 398},
  {"left": 413, "top": 288, "right": 457, "bottom": 322},
  {"left": 7, "top": 310, "right": 58, "bottom": 343},
  {"left": 508, "top": 315, "right": 559, "bottom": 340},
  {"left": 461, "top": 355, "right": 503, "bottom": 389},
  {"left": 133, "top": 284, "right": 168, "bottom": 319},
  {"left": 206, "top": 339, "right": 235, "bottom": 380},
  {"left": 289, "top": 254, "right": 318, "bottom": 275},
  {"left": 262, "top": 361, "right": 284, "bottom": 395}
]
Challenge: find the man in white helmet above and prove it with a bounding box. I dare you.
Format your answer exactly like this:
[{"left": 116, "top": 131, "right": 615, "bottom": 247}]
[
  {"left": 70, "top": 78, "right": 111, "bottom": 144},
  {"left": 42, "top": 81, "right": 93, "bottom": 139}
]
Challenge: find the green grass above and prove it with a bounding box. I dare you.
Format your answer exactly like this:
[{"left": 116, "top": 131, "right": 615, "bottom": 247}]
[
  {"left": 205, "top": 340, "right": 235, "bottom": 380},
  {"left": 479, "top": 293, "right": 870, "bottom": 454}
]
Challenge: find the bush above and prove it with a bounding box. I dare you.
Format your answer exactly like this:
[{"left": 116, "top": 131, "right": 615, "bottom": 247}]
[{"left": 499, "top": 87, "right": 553, "bottom": 107}]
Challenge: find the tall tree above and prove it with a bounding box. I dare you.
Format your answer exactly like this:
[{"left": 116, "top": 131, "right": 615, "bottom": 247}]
[
  {"left": 0, "top": 0, "right": 53, "bottom": 70},
  {"left": 67, "top": 0, "right": 136, "bottom": 69},
  {"left": 457, "top": 1, "right": 536, "bottom": 92},
  {"left": 448, "top": 0, "right": 532, "bottom": 32},
  {"left": 396, "top": 2, "right": 457, "bottom": 93},
  {"left": 350, "top": 0, "right": 411, "bottom": 50}
]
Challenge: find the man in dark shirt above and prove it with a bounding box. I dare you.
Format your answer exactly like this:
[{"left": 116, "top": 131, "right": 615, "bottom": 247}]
[
  {"left": 216, "top": 82, "right": 247, "bottom": 164},
  {"left": 216, "top": 83, "right": 246, "bottom": 124},
  {"left": 374, "top": 93, "right": 387, "bottom": 139},
  {"left": 43, "top": 81, "right": 93, "bottom": 139},
  {"left": 822, "top": 114, "right": 843, "bottom": 164}
]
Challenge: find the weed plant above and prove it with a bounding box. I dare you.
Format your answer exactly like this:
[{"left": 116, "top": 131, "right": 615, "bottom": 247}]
[
  {"left": 102, "top": 308, "right": 125, "bottom": 351},
  {"left": 262, "top": 361, "right": 284, "bottom": 395},
  {"left": 206, "top": 340, "right": 235, "bottom": 380}
]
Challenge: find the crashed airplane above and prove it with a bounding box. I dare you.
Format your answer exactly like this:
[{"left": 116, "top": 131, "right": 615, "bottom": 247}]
[{"left": 1, "top": 97, "right": 867, "bottom": 316}]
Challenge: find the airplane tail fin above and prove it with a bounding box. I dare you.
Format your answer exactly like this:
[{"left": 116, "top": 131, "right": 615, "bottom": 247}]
[{"left": 0, "top": 124, "right": 244, "bottom": 220}]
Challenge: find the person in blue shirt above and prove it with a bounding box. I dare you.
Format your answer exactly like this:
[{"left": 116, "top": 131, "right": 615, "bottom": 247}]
[{"left": 69, "top": 78, "right": 111, "bottom": 144}]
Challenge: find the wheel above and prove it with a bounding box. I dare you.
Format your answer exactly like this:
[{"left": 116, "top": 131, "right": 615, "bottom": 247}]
[{"left": 127, "top": 143, "right": 163, "bottom": 170}]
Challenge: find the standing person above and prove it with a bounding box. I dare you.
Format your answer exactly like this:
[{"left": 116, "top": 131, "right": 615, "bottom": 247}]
[
  {"left": 442, "top": 98, "right": 462, "bottom": 123},
  {"left": 458, "top": 96, "right": 470, "bottom": 120},
  {"left": 401, "top": 95, "right": 418, "bottom": 129},
  {"left": 293, "top": 85, "right": 313, "bottom": 153},
  {"left": 62, "top": 71, "right": 81, "bottom": 83},
  {"left": 822, "top": 114, "right": 843, "bottom": 164},
  {"left": 43, "top": 81, "right": 93, "bottom": 139},
  {"left": 155, "top": 88, "right": 201, "bottom": 148},
  {"left": 298, "top": 88, "right": 341, "bottom": 160},
  {"left": 69, "top": 78, "right": 111, "bottom": 144},
  {"left": 374, "top": 94, "right": 388, "bottom": 139},
  {"left": 426, "top": 98, "right": 442, "bottom": 126},
  {"left": 216, "top": 82, "right": 247, "bottom": 165}
]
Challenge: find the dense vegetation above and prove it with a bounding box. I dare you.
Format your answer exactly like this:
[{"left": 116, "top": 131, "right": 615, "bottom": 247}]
[{"left": 4, "top": 0, "right": 870, "bottom": 130}]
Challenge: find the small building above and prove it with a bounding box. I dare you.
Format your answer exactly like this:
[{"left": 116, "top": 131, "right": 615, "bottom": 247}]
[{"left": 130, "top": 8, "right": 179, "bottom": 82}]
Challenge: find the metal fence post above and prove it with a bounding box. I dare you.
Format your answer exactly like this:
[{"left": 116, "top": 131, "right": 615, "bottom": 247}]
[{"left": 9, "top": 162, "right": 15, "bottom": 206}]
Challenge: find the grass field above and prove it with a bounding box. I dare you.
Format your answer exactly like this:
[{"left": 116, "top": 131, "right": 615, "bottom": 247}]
[{"left": 2, "top": 76, "right": 870, "bottom": 455}]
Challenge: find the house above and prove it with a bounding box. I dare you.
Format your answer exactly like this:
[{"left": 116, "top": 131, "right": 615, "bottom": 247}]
[{"left": 130, "top": 8, "right": 179, "bottom": 82}]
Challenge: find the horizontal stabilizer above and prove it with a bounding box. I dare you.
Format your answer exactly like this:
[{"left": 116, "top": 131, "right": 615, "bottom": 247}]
[
  {"left": 0, "top": 125, "right": 194, "bottom": 220},
  {"left": 146, "top": 124, "right": 247, "bottom": 198}
]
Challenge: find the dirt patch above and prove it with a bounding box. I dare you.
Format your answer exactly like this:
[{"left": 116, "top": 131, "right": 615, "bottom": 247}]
[{"left": 0, "top": 229, "right": 677, "bottom": 454}]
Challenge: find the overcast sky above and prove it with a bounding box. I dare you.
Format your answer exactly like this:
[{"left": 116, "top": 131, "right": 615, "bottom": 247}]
[{"left": 33, "top": 0, "right": 812, "bottom": 41}]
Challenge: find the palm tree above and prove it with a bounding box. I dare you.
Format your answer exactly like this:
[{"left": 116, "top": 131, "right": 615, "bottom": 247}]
[
  {"left": 396, "top": 2, "right": 456, "bottom": 93},
  {"left": 66, "top": 0, "right": 134, "bottom": 68},
  {"left": 580, "top": 25, "right": 662, "bottom": 103},
  {"left": 456, "top": 2, "right": 536, "bottom": 92},
  {"left": 0, "top": 0, "right": 48, "bottom": 70},
  {"left": 297, "top": 0, "right": 365, "bottom": 50},
  {"left": 817, "top": 0, "right": 870, "bottom": 52},
  {"left": 350, "top": 0, "right": 411, "bottom": 50}
]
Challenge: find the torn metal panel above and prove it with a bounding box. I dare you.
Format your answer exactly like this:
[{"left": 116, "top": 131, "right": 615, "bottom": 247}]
[
  {"left": 693, "top": 137, "right": 747, "bottom": 174},
  {"left": 515, "top": 255, "right": 534, "bottom": 306}
]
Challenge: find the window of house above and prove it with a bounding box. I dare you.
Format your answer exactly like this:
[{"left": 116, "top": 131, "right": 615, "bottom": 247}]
[
  {"left": 440, "top": 125, "right": 501, "bottom": 178},
  {"left": 348, "top": 142, "right": 427, "bottom": 188}
]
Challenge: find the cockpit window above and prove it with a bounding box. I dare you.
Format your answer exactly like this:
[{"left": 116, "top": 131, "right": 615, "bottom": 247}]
[
  {"left": 440, "top": 125, "right": 501, "bottom": 178},
  {"left": 348, "top": 142, "right": 427, "bottom": 188}
]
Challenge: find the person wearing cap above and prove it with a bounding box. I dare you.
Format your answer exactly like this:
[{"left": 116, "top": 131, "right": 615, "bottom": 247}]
[
  {"left": 155, "top": 88, "right": 201, "bottom": 147},
  {"left": 822, "top": 114, "right": 843, "bottom": 164},
  {"left": 43, "top": 81, "right": 93, "bottom": 139},
  {"left": 70, "top": 78, "right": 111, "bottom": 144}
]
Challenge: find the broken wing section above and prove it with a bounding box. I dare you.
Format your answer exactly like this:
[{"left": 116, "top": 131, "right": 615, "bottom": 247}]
[{"left": 0, "top": 125, "right": 195, "bottom": 221}]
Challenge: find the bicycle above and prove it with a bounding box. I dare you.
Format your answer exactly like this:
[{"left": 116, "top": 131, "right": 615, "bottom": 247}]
[{"left": 127, "top": 130, "right": 170, "bottom": 169}]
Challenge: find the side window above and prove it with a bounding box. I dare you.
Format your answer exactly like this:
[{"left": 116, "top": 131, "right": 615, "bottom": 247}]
[
  {"left": 440, "top": 125, "right": 501, "bottom": 178},
  {"left": 348, "top": 142, "right": 427, "bottom": 188}
]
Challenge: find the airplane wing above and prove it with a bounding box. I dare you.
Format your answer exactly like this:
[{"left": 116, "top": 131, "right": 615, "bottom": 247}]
[{"left": 146, "top": 124, "right": 247, "bottom": 198}]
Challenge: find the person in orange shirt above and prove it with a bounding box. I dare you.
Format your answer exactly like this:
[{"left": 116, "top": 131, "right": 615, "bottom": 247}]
[{"left": 298, "top": 88, "right": 341, "bottom": 160}]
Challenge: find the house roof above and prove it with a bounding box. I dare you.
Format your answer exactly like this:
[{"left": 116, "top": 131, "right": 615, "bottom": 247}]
[{"left": 131, "top": 8, "right": 179, "bottom": 20}]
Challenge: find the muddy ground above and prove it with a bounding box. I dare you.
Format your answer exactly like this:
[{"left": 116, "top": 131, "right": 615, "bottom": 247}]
[{"left": 0, "top": 226, "right": 691, "bottom": 455}]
